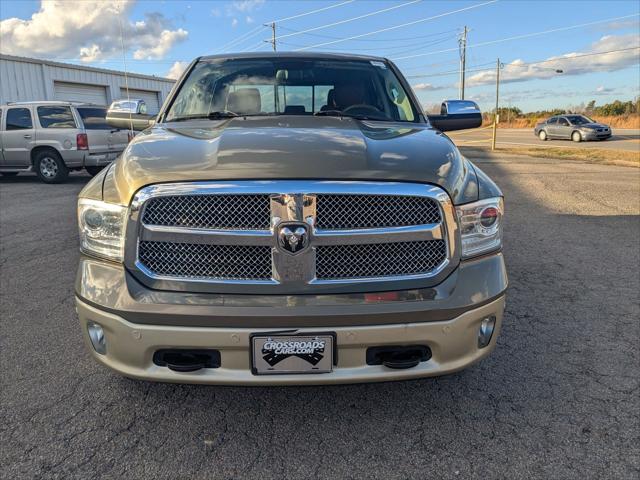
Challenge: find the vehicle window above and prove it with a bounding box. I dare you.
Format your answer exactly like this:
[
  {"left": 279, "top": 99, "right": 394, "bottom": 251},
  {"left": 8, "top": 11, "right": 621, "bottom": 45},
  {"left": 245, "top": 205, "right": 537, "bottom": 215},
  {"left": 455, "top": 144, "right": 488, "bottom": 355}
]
[
  {"left": 558, "top": 118, "right": 569, "bottom": 126},
  {"left": 6, "top": 108, "right": 33, "bottom": 130},
  {"left": 565, "top": 115, "right": 590, "bottom": 125},
  {"left": 166, "top": 58, "right": 419, "bottom": 123},
  {"left": 77, "top": 107, "right": 110, "bottom": 130},
  {"left": 547, "top": 117, "right": 558, "bottom": 124},
  {"left": 37, "top": 106, "right": 76, "bottom": 128},
  {"left": 138, "top": 102, "right": 147, "bottom": 114}
]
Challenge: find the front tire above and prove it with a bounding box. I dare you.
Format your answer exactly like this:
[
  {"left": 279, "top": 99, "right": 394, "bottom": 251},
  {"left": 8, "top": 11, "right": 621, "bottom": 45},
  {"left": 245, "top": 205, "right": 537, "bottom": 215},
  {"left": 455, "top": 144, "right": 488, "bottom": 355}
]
[
  {"left": 34, "top": 150, "right": 68, "bottom": 184},
  {"left": 538, "top": 130, "right": 548, "bottom": 141},
  {"left": 85, "top": 165, "right": 104, "bottom": 177},
  {"left": 572, "top": 131, "right": 582, "bottom": 143}
]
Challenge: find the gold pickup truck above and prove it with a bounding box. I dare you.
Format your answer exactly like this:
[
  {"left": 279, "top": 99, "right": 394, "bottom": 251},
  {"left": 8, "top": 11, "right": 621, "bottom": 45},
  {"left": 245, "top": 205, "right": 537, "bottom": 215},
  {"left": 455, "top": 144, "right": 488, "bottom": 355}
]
[{"left": 75, "top": 53, "right": 507, "bottom": 385}]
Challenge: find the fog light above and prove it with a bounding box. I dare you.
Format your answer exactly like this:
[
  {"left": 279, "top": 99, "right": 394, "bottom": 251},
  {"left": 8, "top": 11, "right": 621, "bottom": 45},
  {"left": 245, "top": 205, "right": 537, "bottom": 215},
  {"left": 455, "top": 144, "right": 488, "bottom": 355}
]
[
  {"left": 478, "top": 316, "right": 496, "bottom": 348},
  {"left": 87, "top": 322, "right": 107, "bottom": 354}
]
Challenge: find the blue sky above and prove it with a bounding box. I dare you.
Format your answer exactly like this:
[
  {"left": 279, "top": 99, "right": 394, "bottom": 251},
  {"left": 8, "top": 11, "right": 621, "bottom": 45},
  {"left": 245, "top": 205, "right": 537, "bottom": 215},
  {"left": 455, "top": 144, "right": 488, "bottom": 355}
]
[{"left": 1, "top": 0, "right": 639, "bottom": 112}]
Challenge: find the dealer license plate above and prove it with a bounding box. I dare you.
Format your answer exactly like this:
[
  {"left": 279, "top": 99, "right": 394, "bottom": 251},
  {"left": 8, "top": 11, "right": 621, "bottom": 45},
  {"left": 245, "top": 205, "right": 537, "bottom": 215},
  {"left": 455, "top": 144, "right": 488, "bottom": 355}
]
[{"left": 251, "top": 333, "right": 335, "bottom": 375}]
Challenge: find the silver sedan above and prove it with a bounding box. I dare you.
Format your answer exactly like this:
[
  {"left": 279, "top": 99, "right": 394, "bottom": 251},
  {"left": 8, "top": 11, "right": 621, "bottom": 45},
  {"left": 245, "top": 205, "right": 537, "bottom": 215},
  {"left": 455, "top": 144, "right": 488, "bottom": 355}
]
[{"left": 534, "top": 114, "right": 612, "bottom": 142}]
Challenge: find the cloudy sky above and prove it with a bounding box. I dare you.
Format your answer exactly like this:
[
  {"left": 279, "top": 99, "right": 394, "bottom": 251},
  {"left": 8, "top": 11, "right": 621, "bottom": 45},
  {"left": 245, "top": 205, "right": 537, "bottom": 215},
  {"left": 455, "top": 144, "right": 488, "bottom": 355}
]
[{"left": 1, "top": 0, "right": 638, "bottom": 112}]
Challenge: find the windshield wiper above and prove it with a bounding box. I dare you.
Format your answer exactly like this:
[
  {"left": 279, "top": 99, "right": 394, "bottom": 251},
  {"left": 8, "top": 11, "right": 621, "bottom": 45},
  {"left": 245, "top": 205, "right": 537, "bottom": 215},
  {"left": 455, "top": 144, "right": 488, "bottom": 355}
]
[
  {"left": 170, "top": 111, "right": 239, "bottom": 122},
  {"left": 314, "top": 110, "right": 389, "bottom": 121}
]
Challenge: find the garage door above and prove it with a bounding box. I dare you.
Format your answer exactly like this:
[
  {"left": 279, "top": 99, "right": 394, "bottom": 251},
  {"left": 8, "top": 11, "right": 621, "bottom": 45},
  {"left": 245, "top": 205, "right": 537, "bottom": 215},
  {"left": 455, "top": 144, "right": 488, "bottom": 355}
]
[
  {"left": 119, "top": 88, "right": 160, "bottom": 114},
  {"left": 53, "top": 82, "right": 108, "bottom": 105}
]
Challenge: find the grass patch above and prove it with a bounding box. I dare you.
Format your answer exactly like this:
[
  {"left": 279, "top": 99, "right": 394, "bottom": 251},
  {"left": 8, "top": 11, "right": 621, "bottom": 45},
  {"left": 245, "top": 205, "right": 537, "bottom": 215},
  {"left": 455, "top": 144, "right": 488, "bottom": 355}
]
[{"left": 460, "top": 145, "right": 639, "bottom": 167}]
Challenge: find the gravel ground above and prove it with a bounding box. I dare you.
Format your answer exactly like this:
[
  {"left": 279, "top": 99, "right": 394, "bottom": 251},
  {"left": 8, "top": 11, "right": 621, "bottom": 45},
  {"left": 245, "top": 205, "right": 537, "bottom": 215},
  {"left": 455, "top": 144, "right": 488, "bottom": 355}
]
[{"left": 1, "top": 155, "right": 639, "bottom": 479}]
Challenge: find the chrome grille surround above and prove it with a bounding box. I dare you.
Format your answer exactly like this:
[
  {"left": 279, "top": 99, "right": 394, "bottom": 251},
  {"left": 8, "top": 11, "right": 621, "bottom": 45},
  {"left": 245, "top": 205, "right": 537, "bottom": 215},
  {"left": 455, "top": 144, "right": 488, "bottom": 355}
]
[{"left": 125, "top": 181, "right": 459, "bottom": 294}]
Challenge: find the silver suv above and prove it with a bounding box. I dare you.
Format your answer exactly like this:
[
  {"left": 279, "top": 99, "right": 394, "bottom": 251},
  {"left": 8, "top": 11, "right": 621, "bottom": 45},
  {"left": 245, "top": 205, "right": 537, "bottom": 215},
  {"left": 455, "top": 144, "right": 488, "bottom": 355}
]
[{"left": 0, "top": 101, "right": 130, "bottom": 183}]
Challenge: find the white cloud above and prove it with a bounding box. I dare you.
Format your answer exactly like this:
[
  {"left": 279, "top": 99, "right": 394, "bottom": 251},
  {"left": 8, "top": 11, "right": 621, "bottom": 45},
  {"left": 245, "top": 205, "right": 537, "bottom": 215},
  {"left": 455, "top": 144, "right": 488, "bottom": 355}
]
[
  {"left": 229, "top": 0, "right": 265, "bottom": 13},
  {"left": 166, "top": 61, "right": 188, "bottom": 80},
  {"left": 246, "top": 16, "right": 255, "bottom": 24},
  {"left": 132, "top": 28, "right": 188, "bottom": 60},
  {"left": 211, "top": 8, "right": 222, "bottom": 17},
  {"left": 0, "top": 1, "right": 188, "bottom": 62},
  {"left": 466, "top": 34, "right": 640, "bottom": 87},
  {"left": 412, "top": 83, "right": 445, "bottom": 91},
  {"left": 231, "top": 18, "right": 239, "bottom": 28}
]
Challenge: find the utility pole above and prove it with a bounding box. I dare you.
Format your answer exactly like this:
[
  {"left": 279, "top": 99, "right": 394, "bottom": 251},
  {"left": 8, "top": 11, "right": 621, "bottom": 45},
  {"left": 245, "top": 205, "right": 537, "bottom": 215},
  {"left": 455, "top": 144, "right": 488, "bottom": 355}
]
[
  {"left": 492, "top": 57, "right": 500, "bottom": 151},
  {"left": 271, "top": 22, "right": 277, "bottom": 52},
  {"left": 458, "top": 26, "right": 467, "bottom": 100}
]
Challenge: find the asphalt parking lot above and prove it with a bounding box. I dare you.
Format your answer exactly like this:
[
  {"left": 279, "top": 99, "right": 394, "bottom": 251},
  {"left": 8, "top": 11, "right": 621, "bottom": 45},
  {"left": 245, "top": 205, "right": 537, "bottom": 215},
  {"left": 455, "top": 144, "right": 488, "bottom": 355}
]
[{"left": 1, "top": 154, "right": 639, "bottom": 479}]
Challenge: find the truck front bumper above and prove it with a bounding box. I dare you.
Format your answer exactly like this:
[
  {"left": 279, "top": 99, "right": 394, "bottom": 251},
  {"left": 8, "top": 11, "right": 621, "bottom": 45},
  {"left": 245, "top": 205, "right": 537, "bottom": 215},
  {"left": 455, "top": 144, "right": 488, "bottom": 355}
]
[
  {"left": 75, "top": 253, "right": 507, "bottom": 385},
  {"left": 76, "top": 295, "right": 504, "bottom": 385}
]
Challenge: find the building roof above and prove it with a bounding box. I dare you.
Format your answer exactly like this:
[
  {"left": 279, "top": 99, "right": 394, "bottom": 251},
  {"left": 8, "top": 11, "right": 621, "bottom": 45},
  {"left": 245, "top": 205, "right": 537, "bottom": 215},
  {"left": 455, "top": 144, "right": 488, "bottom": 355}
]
[{"left": 0, "top": 54, "right": 175, "bottom": 84}]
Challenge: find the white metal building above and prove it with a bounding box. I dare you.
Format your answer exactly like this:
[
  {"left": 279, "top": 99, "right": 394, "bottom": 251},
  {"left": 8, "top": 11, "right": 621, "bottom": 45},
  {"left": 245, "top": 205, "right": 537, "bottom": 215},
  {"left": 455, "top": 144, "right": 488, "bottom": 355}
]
[{"left": 0, "top": 54, "right": 175, "bottom": 114}]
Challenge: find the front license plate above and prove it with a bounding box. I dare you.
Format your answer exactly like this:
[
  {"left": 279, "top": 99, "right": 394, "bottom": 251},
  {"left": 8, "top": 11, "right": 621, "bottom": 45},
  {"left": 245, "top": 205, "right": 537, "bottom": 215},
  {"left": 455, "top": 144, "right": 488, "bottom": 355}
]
[{"left": 251, "top": 333, "right": 335, "bottom": 375}]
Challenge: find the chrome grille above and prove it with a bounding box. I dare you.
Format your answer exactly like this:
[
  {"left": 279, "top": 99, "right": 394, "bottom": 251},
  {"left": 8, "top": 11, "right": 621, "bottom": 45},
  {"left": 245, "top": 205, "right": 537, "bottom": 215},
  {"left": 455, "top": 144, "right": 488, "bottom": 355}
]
[
  {"left": 316, "top": 240, "right": 447, "bottom": 279},
  {"left": 138, "top": 241, "right": 272, "bottom": 280},
  {"left": 316, "top": 194, "right": 441, "bottom": 229},
  {"left": 142, "top": 194, "right": 270, "bottom": 230},
  {"left": 127, "top": 181, "right": 456, "bottom": 294}
]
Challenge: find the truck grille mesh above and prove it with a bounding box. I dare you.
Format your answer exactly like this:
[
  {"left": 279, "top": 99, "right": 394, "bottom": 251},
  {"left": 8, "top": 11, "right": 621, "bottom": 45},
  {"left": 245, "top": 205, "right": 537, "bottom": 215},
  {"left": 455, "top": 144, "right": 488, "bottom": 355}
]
[
  {"left": 138, "top": 241, "right": 272, "bottom": 280},
  {"left": 142, "top": 195, "right": 271, "bottom": 230},
  {"left": 316, "top": 240, "right": 447, "bottom": 279},
  {"left": 315, "top": 194, "right": 441, "bottom": 229},
  {"left": 132, "top": 182, "right": 451, "bottom": 290}
]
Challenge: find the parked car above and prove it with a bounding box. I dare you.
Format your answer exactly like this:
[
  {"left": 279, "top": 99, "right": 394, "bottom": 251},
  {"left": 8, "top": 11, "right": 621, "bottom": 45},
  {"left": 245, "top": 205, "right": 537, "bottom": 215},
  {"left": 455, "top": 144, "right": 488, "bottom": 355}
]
[
  {"left": 534, "top": 114, "right": 612, "bottom": 142},
  {"left": 108, "top": 99, "right": 148, "bottom": 115},
  {"left": 76, "top": 52, "right": 506, "bottom": 385},
  {"left": 0, "top": 101, "right": 130, "bottom": 183}
]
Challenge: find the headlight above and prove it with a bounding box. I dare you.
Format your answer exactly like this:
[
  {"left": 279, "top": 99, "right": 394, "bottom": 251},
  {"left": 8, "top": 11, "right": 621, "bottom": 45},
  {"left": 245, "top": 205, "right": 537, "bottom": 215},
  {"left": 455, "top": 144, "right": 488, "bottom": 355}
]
[
  {"left": 456, "top": 197, "right": 504, "bottom": 259},
  {"left": 77, "top": 198, "right": 127, "bottom": 261}
]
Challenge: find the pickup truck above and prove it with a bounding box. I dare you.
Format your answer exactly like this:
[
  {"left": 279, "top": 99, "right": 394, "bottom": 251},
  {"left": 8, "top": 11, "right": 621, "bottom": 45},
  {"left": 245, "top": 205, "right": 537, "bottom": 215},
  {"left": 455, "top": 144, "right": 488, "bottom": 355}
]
[{"left": 75, "top": 53, "right": 507, "bottom": 384}]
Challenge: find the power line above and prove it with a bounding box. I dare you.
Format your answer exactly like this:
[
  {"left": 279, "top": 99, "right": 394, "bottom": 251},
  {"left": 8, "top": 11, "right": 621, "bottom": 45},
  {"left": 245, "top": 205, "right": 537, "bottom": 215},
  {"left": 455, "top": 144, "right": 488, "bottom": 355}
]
[
  {"left": 277, "top": 24, "right": 459, "bottom": 42},
  {"left": 292, "top": 0, "right": 499, "bottom": 51},
  {"left": 266, "top": 0, "right": 355, "bottom": 24},
  {"left": 394, "top": 12, "right": 640, "bottom": 60},
  {"left": 273, "top": 0, "right": 423, "bottom": 41},
  {"left": 278, "top": 33, "right": 457, "bottom": 53},
  {"left": 406, "top": 47, "right": 640, "bottom": 79},
  {"left": 217, "top": 25, "right": 266, "bottom": 53}
]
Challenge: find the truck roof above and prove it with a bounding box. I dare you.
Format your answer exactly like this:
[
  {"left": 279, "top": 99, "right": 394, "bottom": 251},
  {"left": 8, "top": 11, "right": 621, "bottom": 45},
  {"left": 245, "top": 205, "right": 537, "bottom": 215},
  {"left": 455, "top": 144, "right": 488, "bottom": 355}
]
[{"left": 199, "top": 51, "right": 389, "bottom": 62}]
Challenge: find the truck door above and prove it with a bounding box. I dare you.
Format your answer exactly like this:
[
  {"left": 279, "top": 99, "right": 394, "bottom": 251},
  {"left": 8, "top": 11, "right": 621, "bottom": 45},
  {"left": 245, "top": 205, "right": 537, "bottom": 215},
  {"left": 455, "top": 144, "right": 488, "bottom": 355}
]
[{"left": 2, "top": 107, "right": 35, "bottom": 167}]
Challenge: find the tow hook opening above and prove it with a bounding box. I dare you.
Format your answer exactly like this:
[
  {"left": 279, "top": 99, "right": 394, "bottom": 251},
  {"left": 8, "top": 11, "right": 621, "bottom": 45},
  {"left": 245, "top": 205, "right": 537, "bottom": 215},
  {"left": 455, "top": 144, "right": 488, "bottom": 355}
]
[
  {"left": 366, "top": 345, "right": 432, "bottom": 370},
  {"left": 153, "top": 349, "right": 221, "bottom": 372}
]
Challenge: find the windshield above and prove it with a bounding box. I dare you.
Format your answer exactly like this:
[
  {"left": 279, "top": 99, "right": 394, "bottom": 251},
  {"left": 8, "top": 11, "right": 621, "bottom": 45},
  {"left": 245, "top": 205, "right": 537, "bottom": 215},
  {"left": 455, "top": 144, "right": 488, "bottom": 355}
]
[
  {"left": 165, "top": 58, "right": 418, "bottom": 123},
  {"left": 566, "top": 115, "right": 593, "bottom": 125}
]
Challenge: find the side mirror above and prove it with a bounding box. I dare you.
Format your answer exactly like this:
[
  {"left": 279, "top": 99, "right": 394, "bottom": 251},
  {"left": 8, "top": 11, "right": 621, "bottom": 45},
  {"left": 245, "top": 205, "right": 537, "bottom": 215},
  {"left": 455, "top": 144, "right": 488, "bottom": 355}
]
[
  {"left": 427, "top": 100, "right": 482, "bottom": 132},
  {"left": 106, "top": 110, "right": 156, "bottom": 131}
]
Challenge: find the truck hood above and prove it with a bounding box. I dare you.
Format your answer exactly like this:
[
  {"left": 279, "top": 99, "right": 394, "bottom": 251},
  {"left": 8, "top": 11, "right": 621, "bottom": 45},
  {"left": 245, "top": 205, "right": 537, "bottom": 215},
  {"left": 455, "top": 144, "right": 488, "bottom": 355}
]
[{"left": 103, "top": 115, "right": 479, "bottom": 205}]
